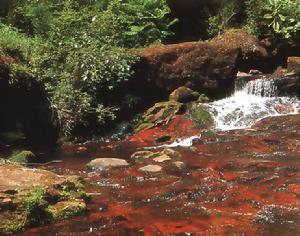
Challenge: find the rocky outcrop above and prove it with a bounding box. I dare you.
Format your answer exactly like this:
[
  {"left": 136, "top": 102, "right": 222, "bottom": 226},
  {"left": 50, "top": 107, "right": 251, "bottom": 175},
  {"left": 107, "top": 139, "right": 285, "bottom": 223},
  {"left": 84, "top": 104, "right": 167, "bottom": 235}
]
[
  {"left": 131, "top": 100, "right": 213, "bottom": 144},
  {"left": 212, "top": 29, "right": 269, "bottom": 72},
  {"left": 0, "top": 163, "right": 88, "bottom": 235},
  {"left": 135, "top": 40, "right": 241, "bottom": 96}
]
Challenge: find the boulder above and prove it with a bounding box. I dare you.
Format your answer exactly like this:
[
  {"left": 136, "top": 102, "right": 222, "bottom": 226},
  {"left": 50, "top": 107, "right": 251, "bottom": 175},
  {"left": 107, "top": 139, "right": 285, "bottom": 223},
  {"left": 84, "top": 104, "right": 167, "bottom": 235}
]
[
  {"left": 136, "top": 101, "right": 185, "bottom": 131},
  {"left": 287, "top": 57, "right": 300, "bottom": 75},
  {"left": 169, "top": 86, "right": 200, "bottom": 103},
  {"left": 188, "top": 103, "right": 214, "bottom": 129},
  {"left": 86, "top": 158, "right": 129, "bottom": 171},
  {"left": 212, "top": 29, "right": 269, "bottom": 71},
  {"left": 136, "top": 41, "right": 241, "bottom": 94},
  {"left": 0, "top": 163, "right": 87, "bottom": 235}
]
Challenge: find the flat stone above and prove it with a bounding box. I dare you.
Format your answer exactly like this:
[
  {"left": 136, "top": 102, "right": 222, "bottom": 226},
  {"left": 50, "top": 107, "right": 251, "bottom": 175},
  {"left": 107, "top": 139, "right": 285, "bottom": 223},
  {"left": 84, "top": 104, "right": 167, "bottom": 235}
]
[
  {"left": 153, "top": 154, "right": 172, "bottom": 163},
  {"left": 139, "top": 165, "right": 162, "bottom": 173},
  {"left": 87, "top": 158, "right": 129, "bottom": 171}
]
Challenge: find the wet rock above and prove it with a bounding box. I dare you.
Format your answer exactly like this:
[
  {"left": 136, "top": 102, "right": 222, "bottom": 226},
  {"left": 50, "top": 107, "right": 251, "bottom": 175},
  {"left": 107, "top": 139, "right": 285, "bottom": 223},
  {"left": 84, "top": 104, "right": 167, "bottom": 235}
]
[
  {"left": 0, "top": 163, "right": 87, "bottom": 235},
  {"left": 197, "top": 94, "right": 210, "bottom": 103},
  {"left": 139, "top": 165, "right": 162, "bottom": 173},
  {"left": 162, "top": 148, "right": 181, "bottom": 158},
  {"left": 169, "top": 86, "right": 199, "bottom": 103},
  {"left": 9, "top": 150, "right": 37, "bottom": 163},
  {"left": 188, "top": 103, "right": 214, "bottom": 129},
  {"left": 87, "top": 158, "right": 129, "bottom": 171},
  {"left": 249, "top": 69, "right": 263, "bottom": 75},
  {"left": 143, "top": 101, "right": 185, "bottom": 126},
  {"left": 46, "top": 201, "right": 86, "bottom": 221},
  {"left": 131, "top": 151, "right": 155, "bottom": 160},
  {"left": 287, "top": 57, "right": 300, "bottom": 75},
  {"left": 153, "top": 154, "right": 172, "bottom": 163},
  {"left": 237, "top": 71, "right": 251, "bottom": 80},
  {"left": 155, "top": 135, "right": 172, "bottom": 143},
  {"left": 172, "top": 161, "right": 186, "bottom": 169}
]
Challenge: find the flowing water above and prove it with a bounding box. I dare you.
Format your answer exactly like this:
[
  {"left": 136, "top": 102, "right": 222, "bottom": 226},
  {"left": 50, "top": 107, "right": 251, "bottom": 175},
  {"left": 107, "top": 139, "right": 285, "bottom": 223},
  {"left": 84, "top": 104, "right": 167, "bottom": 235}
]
[
  {"left": 204, "top": 78, "right": 300, "bottom": 131},
  {"left": 15, "top": 77, "right": 300, "bottom": 236}
]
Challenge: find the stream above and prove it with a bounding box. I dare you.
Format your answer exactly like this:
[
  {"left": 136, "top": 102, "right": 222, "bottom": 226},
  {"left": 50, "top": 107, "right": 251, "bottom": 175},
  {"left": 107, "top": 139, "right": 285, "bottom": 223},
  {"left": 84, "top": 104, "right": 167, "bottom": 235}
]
[{"left": 16, "top": 77, "right": 300, "bottom": 236}]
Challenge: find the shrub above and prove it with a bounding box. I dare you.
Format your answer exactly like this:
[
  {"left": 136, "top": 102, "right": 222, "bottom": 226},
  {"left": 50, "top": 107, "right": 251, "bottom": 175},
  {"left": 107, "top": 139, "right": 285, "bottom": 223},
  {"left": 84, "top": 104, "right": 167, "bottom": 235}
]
[
  {"left": 245, "top": 0, "right": 300, "bottom": 39},
  {"left": 18, "top": 0, "right": 175, "bottom": 136},
  {"left": 0, "top": 22, "right": 32, "bottom": 60}
]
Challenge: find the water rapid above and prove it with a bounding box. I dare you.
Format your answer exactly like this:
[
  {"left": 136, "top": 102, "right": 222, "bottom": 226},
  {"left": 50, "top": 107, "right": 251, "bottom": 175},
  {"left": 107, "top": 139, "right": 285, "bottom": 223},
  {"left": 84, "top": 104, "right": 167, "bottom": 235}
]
[{"left": 203, "top": 78, "right": 300, "bottom": 131}]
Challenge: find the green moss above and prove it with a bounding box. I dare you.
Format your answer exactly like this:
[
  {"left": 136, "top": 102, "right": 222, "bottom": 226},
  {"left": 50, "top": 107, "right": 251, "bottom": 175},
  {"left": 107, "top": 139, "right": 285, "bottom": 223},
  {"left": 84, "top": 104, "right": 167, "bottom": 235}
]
[
  {"left": 46, "top": 201, "right": 86, "bottom": 221},
  {"left": 9, "top": 150, "right": 36, "bottom": 163},
  {"left": 189, "top": 104, "right": 214, "bottom": 129},
  {"left": 197, "top": 94, "right": 210, "bottom": 103},
  {"left": 0, "top": 213, "right": 26, "bottom": 235},
  {"left": 144, "top": 101, "right": 185, "bottom": 123}
]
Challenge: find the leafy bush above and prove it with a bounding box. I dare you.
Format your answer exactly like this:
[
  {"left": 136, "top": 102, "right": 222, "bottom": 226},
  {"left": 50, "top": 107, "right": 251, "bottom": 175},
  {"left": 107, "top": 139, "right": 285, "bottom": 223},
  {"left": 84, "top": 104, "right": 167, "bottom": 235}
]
[
  {"left": 11, "top": 0, "right": 174, "bottom": 136},
  {"left": 0, "top": 22, "right": 32, "bottom": 60},
  {"left": 245, "top": 0, "right": 300, "bottom": 39}
]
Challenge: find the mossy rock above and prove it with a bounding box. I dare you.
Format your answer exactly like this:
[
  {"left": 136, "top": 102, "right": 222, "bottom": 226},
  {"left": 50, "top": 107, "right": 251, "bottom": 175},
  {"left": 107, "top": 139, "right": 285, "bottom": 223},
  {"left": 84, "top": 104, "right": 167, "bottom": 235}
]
[
  {"left": 189, "top": 103, "right": 214, "bottom": 129},
  {"left": 197, "top": 94, "right": 210, "bottom": 103},
  {"left": 46, "top": 201, "right": 86, "bottom": 221},
  {"left": 144, "top": 101, "right": 185, "bottom": 125},
  {"left": 169, "top": 86, "right": 200, "bottom": 103},
  {"left": 9, "top": 150, "right": 37, "bottom": 163},
  {"left": 0, "top": 164, "right": 88, "bottom": 235}
]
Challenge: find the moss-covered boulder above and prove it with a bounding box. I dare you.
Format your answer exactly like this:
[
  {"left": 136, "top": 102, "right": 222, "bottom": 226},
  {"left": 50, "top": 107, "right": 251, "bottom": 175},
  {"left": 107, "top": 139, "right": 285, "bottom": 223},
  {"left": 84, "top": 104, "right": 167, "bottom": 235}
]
[
  {"left": 136, "top": 101, "right": 185, "bottom": 132},
  {"left": 9, "top": 150, "right": 37, "bottom": 163},
  {"left": 188, "top": 103, "right": 214, "bottom": 129},
  {"left": 0, "top": 163, "right": 88, "bottom": 235},
  {"left": 169, "top": 86, "right": 200, "bottom": 103}
]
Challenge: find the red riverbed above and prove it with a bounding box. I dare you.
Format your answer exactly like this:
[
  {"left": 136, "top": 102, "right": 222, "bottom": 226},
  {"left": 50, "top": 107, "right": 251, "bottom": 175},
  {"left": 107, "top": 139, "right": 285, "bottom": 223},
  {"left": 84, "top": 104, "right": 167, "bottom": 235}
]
[{"left": 17, "top": 115, "right": 300, "bottom": 236}]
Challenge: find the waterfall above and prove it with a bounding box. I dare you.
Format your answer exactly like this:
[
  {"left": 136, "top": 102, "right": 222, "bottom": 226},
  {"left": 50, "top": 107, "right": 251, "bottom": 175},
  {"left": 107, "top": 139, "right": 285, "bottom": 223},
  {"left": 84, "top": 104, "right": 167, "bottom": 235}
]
[
  {"left": 243, "top": 78, "right": 277, "bottom": 97},
  {"left": 203, "top": 78, "right": 300, "bottom": 131}
]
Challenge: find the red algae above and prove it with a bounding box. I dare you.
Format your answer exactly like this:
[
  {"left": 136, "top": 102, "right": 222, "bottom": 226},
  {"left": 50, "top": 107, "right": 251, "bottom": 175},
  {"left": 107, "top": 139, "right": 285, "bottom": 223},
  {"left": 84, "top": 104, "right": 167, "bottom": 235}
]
[{"left": 16, "top": 115, "right": 300, "bottom": 236}]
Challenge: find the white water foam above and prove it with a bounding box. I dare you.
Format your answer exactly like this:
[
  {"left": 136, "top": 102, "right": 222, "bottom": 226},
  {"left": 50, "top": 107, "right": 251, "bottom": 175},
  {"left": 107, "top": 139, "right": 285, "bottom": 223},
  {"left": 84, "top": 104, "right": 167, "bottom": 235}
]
[{"left": 203, "top": 78, "right": 300, "bottom": 131}]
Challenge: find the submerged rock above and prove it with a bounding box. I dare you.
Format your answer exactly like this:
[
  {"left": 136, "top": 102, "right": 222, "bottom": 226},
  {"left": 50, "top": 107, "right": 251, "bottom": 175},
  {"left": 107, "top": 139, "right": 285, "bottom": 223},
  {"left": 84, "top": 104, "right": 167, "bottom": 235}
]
[
  {"left": 0, "top": 163, "right": 87, "bottom": 235},
  {"left": 139, "top": 165, "right": 162, "bottom": 173},
  {"left": 131, "top": 151, "right": 155, "bottom": 160},
  {"left": 87, "top": 158, "right": 129, "bottom": 171},
  {"left": 172, "top": 161, "right": 186, "bottom": 169},
  {"left": 153, "top": 154, "right": 172, "bottom": 163},
  {"left": 162, "top": 148, "right": 182, "bottom": 158}
]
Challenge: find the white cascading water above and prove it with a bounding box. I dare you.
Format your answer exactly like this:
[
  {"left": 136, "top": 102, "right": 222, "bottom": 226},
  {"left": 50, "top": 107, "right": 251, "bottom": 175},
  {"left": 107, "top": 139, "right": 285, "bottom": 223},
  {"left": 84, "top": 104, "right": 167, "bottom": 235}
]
[{"left": 203, "top": 78, "right": 300, "bottom": 131}]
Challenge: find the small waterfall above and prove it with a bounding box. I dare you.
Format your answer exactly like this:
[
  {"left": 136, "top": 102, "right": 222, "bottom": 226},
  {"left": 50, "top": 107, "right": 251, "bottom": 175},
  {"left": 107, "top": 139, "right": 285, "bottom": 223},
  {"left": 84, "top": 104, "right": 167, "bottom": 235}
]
[
  {"left": 203, "top": 78, "right": 300, "bottom": 131},
  {"left": 244, "top": 78, "right": 277, "bottom": 97}
]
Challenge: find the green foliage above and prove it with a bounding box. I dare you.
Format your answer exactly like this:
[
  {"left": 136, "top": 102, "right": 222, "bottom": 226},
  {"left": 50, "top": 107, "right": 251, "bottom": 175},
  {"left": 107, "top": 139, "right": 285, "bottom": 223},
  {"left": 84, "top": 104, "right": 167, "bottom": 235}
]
[
  {"left": 207, "top": 0, "right": 242, "bottom": 38},
  {"left": 24, "top": 188, "right": 46, "bottom": 214},
  {"left": 6, "top": 0, "right": 175, "bottom": 136},
  {"left": 9, "top": 150, "right": 36, "bottom": 163},
  {"left": 263, "top": 0, "right": 300, "bottom": 38},
  {"left": 245, "top": 0, "right": 300, "bottom": 38},
  {"left": 0, "top": 22, "right": 32, "bottom": 60}
]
